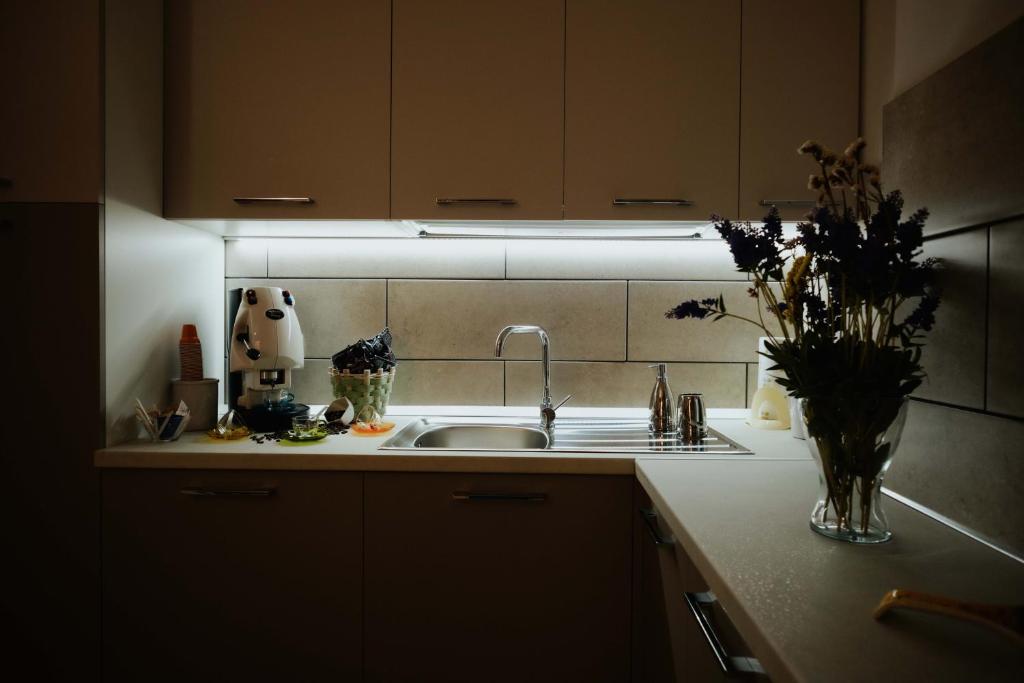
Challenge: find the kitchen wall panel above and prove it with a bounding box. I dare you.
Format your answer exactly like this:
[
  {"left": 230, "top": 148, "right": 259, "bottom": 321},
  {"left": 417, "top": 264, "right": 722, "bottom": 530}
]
[
  {"left": 228, "top": 241, "right": 774, "bottom": 408},
  {"left": 505, "top": 361, "right": 744, "bottom": 409},
  {"left": 628, "top": 281, "right": 783, "bottom": 363},
  {"left": 987, "top": 219, "right": 1024, "bottom": 418},
  {"left": 883, "top": 18, "right": 1024, "bottom": 235},
  {"left": 225, "top": 239, "right": 269, "bottom": 277},
  {"left": 388, "top": 280, "right": 628, "bottom": 361},
  {"left": 885, "top": 400, "right": 1024, "bottom": 556},
  {"left": 915, "top": 228, "right": 988, "bottom": 408},
  {"left": 505, "top": 239, "right": 741, "bottom": 281},
  {"left": 268, "top": 238, "right": 505, "bottom": 279}
]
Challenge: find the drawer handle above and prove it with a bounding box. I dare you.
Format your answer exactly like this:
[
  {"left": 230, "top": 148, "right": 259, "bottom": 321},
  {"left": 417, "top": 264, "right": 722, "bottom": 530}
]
[
  {"left": 684, "top": 591, "right": 766, "bottom": 677},
  {"left": 757, "top": 199, "right": 815, "bottom": 207},
  {"left": 613, "top": 198, "right": 693, "bottom": 206},
  {"left": 232, "top": 196, "right": 314, "bottom": 205},
  {"left": 436, "top": 197, "right": 518, "bottom": 206},
  {"left": 639, "top": 508, "right": 674, "bottom": 546},
  {"left": 452, "top": 491, "right": 547, "bottom": 502},
  {"left": 180, "top": 487, "right": 276, "bottom": 497},
  {"left": 0, "top": 177, "right": 12, "bottom": 188}
]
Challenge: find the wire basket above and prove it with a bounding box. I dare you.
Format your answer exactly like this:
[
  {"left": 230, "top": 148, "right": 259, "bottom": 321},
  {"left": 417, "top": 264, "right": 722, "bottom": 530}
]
[{"left": 329, "top": 367, "right": 396, "bottom": 417}]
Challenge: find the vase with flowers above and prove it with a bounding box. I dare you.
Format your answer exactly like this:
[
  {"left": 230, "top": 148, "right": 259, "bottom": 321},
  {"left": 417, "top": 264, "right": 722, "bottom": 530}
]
[{"left": 668, "top": 138, "right": 941, "bottom": 543}]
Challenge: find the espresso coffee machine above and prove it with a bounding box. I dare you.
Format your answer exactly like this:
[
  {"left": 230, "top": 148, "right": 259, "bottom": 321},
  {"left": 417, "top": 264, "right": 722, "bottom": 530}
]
[{"left": 228, "top": 286, "right": 309, "bottom": 431}]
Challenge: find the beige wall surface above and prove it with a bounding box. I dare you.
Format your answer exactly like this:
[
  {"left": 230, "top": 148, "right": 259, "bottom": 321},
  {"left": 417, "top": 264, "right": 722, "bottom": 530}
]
[
  {"left": 105, "top": 0, "right": 224, "bottom": 445},
  {"left": 860, "top": 0, "right": 1024, "bottom": 164},
  {"left": 226, "top": 238, "right": 759, "bottom": 410}
]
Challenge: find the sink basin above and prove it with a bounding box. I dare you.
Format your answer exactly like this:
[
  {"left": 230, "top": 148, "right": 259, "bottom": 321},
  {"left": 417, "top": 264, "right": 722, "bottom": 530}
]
[
  {"left": 412, "top": 424, "right": 550, "bottom": 450},
  {"left": 380, "top": 417, "right": 753, "bottom": 455}
]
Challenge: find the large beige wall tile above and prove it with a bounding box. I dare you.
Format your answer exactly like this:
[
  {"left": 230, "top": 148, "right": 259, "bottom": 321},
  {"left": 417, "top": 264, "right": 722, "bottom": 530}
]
[
  {"left": 988, "top": 220, "right": 1024, "bottom": 417},
  {"left": 506, "top": 239, "right": 742, "bottom": 280},
  {"left": 504, "top": 361, "right": 745, "bottom": 409},
  {"left": 883, "top": 19, "right": 1024, "bottom": 234},
  {"left": 225, "top": 239, "right": 268, "bottom": 277},
  {"left": 388, "top": 280, "right": 626, "bottom": 360},
  {"left": 290, "top": 358, "right": 333, "bottom": 405},
  {"left": 886, "top": 400, "right": 1024, "bottom": 556},
  {"left": 227, "top": 278, "right": 386, "bottom": 359},
  {"left": 628, "top": 281, "right": 780, "bottom": 362},
  {"left": 268, "top": 238, "right": 505, "bottom": 278},
  {"left": 914, "top": 228, "right": 987, "bottom": 408},
  {"left": 389, "top": 360, "right": 503, "bottom": 406}
]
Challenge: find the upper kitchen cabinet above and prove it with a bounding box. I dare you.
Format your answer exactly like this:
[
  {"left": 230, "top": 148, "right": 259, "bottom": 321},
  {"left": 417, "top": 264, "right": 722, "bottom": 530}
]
[
  {"left": 0, "top": 0, "right": 102, "bottom": 204},
  {"left": 739, "top": 0, "right": 860, "bottom": 220},
  {"left": 391, "top": 0, "right": 565, "bottom": 220},
  {"left": 565, "top": 0, "right": 740, "bottom": 220},
  {"left": 164, "top": 1, "right": 390, "bottom": 219}
]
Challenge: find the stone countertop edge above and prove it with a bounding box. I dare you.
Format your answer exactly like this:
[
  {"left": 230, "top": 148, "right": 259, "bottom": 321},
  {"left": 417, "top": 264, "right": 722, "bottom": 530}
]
[
  {"left": 634, "top": 459, "right": 1024, "bottom": 683},
  {"left": 94, "top": 408, "right": 811, "bottom": 473}
]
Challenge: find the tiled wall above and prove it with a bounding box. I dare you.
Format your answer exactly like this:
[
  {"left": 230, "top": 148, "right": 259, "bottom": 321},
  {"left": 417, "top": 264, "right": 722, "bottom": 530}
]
[
  {"left": 225, "top": 238, "right": 773, "bottom": 411},
  {"left": 881, "top": 18, "right": 1024, "bottom": 557}
]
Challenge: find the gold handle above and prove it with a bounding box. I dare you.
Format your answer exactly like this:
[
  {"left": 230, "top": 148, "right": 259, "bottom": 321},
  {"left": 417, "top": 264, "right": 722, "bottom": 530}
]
[{"left": 873, "top": 589, "right": 1024, "bottom": 643}]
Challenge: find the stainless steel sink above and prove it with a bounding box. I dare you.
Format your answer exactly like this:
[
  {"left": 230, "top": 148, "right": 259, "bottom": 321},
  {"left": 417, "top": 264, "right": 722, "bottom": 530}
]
[
  {"left": 379, "top": 417, "right": 752, "bottom": 455},
  {"left": 411, "top": 424, "right": 550, "bottom": 450}
]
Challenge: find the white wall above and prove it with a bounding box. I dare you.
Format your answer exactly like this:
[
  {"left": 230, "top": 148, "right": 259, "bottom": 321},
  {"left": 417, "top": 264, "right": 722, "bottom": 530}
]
[{"left": 105, "top": 0, "right": 225, "bottom": 444}]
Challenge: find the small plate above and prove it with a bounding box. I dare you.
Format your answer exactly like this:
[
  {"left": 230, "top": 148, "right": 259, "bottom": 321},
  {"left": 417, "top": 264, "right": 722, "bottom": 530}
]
[{"left": 285, "top": 429, "right": 328, "bottom": 442}]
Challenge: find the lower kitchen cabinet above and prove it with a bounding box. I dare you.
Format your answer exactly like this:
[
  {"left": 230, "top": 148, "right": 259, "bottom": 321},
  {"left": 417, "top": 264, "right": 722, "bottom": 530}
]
[
  {"left": 637, "top": 494, "right": 768, "bottom": 682},
  {"left": 101, "top": 470, "right": 362, "bottom": 682},
  {"left": 364, "top": 472, "right": 633, "bottom": 683}
]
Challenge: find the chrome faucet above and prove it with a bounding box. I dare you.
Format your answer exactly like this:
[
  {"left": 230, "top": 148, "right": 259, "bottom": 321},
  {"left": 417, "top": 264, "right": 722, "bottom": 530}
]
[{"left": 495, "top": 325, "right": 572, "bottom": 431}]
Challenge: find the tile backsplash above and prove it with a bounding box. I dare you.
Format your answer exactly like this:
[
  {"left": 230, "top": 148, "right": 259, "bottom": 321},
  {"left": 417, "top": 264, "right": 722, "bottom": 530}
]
[{"left": 225, "top": 238, "right": 759, "bottom": 409}]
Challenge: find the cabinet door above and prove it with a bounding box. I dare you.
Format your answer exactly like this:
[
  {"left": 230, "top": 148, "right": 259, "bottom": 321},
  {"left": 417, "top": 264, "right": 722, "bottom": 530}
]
[
  {"left": 634, "top": 490, "right": 677, "bottom": 683},
  {"left": 365, "top": 473, "right": 633, "bottom": 683},
  {"left": 164, "top": 1, "right": 390, "bottom": 219},
  {"left": 391, "top": 0, "right": 564, "bottom": 219},
  {"left": 0, "top": 1, "right": 102, "bottom": 203},
  {"left": 739, "top": 0, "right": 860, "bottom": 220},
  {"left": 565, "top": 0, "right": 740, "bottom": 220},
  {"left": 2, "top": 203, "right": 102, "bottom": 680},
  {"left": 102, "top": 470, "right": 363, "bottom": 682}
]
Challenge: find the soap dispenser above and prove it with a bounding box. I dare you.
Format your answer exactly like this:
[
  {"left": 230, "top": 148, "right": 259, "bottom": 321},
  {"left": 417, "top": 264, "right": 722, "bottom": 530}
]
[{"left": 648, "top": 363, "right": 675, "bottom": 433}]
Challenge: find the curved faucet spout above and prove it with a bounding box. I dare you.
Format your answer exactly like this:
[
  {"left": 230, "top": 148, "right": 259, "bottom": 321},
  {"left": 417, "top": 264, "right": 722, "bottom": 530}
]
[
  {"left": 495, "top": 325, "right": 553, "bottom": 422},
  {"left": 495, "top": 324, "right": 549, "bottom": 359}
]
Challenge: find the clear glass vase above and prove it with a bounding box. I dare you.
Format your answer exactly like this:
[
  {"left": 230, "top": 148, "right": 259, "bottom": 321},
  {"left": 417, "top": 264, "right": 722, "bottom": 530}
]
[{"left": 800, "top": 397, "right": 910, "bottom": 544}]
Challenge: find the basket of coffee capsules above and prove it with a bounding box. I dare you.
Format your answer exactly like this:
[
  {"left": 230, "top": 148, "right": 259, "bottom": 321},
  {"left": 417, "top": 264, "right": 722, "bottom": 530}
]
[{"left": 328, "top": 329, "right": 397, "bottom": 417}]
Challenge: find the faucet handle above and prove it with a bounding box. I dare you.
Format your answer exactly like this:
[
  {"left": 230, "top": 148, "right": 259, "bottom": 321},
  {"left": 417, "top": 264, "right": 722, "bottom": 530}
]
[
  {"left": 541, "top": 394, "right": 573, "bottom": 431},
  {"left": 553, "top": 394, "right": 574, "bottom": 411}
]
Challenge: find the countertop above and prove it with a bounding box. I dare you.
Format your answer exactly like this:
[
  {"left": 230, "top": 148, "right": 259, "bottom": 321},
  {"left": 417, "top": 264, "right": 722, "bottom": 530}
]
[
  {"left": 637, "top": 458, "right": 1024, "bottom": 682},
  {"left": 94, "top": 406, "right": 810, "bottom": 474}
]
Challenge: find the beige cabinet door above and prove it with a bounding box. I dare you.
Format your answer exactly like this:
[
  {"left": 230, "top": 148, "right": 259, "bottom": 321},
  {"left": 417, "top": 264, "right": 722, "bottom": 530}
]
[
  {"left": 164, "top": 1, "right": 390, "bottom": 219},
  {"left": 364, "top": 472, "right": 633, "bottom": 682},
  {"left": 0, "top": 1, "right": 102, "bottom": 204},
  {"left": 102, "top": 470, "right": 363, "bottom": 681},
  {"left": 391, "top": 0, "right": 565, "bottom": 220},
  {"left": 739, "top": 0, "right": 861, "bottom": 220},
  {"left": 565, "top": 0, "right": 740, "bottom": 220}
]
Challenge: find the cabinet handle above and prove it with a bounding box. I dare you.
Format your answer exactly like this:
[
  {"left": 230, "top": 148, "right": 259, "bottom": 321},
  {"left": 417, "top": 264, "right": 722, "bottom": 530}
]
[
  {"left": 757, "top": 199, "right": 815, "bottom": 207},
  {"left": 180, "top": 487, "right": 276, "bottom": 497},
  {"left": 452, "top": 491, "right": 547, "bottom": 502},
  {"left": 435, "top": 198, "right": 518, "bottom": 206},
  {"left": 613, "top": 198, "right": 693, "bottom": 206},
  {"left": 684, "top": 592, "right": 767, "bottom": 677},
  {"left": 0, "top": 177, "right": 12, "bottom": 188},
  {"left": 232, "top": 196, "right": 314, "bottom": 205},
  {"left": 639, "top": 508, "right": 674, "bottom": 546}
]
